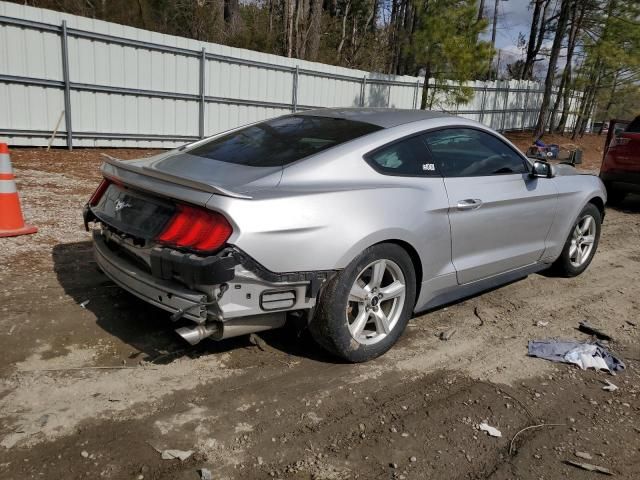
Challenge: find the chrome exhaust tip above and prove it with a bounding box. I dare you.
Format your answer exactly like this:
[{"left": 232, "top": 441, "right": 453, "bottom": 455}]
[
  {"left": 175, "top": 313, "right": 287, "bottom": 345},
  {"left": 175, "top": 324, "right": 218, "bottom": 345}
]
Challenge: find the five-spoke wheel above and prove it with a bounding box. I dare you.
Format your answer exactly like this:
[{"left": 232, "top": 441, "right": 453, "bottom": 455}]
[
  {"left": 347, "top": 259, "right": 406, "bottom": 345},
  {"left": 309, "top": 243, "right": 416, "bottom": 362},
  {"left": 569, "top": 215, "right": 596, "bottom": 267},
  {"left": 553, "top": 203, "right": 602, "bottom": 277}
]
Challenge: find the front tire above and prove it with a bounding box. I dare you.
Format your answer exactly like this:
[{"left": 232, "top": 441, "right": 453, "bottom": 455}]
[
  {"left": 552, "top": 203, "right": 601, "bottom": 277},
  {"left": 309, "top": 243, "right": 416, "bottom": 362}
]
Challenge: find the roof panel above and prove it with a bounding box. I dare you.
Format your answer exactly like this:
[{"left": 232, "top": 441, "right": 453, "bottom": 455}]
[{"left": 296, "top": 108, "right": 452, "bottom": 128}]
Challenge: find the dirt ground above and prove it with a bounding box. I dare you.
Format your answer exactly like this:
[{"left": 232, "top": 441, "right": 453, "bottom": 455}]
[
  {"left": 506, "top": 131, "right": 608, "bottom": 171},
  {"left": 1, "top": 134, "right": 639, "bottom": 480}
]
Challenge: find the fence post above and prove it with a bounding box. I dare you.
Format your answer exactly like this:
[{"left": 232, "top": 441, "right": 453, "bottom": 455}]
[
  {"left": 292, "top": 65, "right": 299, "bottom": 112},
  {"left": 521, "top": 82, "right": 530, "bottom": 131},
  {"left": 360, "top": 76, "right": 367, "bottom": 107},
  {"left": 413, "top": 79, "right": 420, "bottom": 109},
  {"left": 198, "top": 48, "right": 206, "bottom": 139},
  {"left": 454, "top": 83, "right": 460, "bottom": 116},
  {"left": 478, "top": 85, "right": 488, "bottom": 124},
  {"left": 500, "top": 82, "right": 510, "bottom": 132},
  {"left": 490, "top": 81, "right": 500, "bottom": 130},
  {"left": 60, "top": 20, "right": 73, "bottom": 150},
  {"left": 386, "top": 80, "right": 391, "bottom": 108}
]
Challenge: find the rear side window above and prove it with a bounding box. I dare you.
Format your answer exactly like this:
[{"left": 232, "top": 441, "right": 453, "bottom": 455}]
[
  {"left": 423, "top": 128, "right": 528, "bottom": 177},
  {"left": 366, "top": 135, "right": 437, "bottom": 176},
  {"left": 188, "top": 115, "right": 382, "bottom": 167}
]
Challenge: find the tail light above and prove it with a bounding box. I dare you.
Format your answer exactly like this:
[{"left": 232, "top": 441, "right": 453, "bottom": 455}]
[
  {"left": 89, "top": 179, "right": 110, "bottom": 206},
  {"left": 157, "top": 204, "right": 232, "bottom": 253}
]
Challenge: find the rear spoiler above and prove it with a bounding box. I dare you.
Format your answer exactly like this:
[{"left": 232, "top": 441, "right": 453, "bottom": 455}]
[{"left": 100, "top": 154, "right": 252, "bottom": 199}]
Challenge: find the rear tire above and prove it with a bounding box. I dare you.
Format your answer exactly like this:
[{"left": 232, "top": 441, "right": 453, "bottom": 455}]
[
  {"left": 309, "top": 243, "right": 416, "bottom": 363},
  {"left": 551, "top": 203, "right": 601, "bottom": 277}
]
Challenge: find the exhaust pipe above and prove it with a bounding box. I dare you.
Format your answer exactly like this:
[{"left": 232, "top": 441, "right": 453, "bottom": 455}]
[
  {"left": 175, "top": 324, "right": 219, "bottom": 346},
  {"left": 175, "top": 313, "right": 286, "bottom": 345}
]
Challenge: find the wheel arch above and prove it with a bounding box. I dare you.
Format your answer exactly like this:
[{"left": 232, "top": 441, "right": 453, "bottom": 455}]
[
  {"left": 588, "top": 195, "right": 606, "bottom": 220},
  {"left": 367, "top": 239, "right": 423, "bottom": 308}
]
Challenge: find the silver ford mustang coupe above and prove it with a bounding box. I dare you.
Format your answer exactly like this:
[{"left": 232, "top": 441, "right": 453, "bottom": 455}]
[{"left": 84, "top": 108, "right": 606, "bottom": 362}]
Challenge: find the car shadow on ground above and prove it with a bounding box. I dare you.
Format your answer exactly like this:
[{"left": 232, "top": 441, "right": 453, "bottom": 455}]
[
  {"left": 608, "top": 193, "right": 640, "bottom": 213},
  {"left": 51, "top": 241, "right": 338, "bottom": 365}
]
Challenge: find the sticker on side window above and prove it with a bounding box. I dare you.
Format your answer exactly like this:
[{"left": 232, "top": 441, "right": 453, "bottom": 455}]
[{"left": 422, "top": 163, "right": 436, "bottom": 171}]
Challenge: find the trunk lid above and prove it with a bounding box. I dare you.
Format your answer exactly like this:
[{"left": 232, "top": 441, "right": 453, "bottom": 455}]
[
  {"left": 109, "top": 149, "right": 283, "bottom": 198},
  {"left": 91, "top": 182, "right": 176, "bottom": 240}
]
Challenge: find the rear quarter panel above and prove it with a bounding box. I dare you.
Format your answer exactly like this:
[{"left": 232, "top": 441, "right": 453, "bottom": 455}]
[{"left": 207, "top": 179, "right": 454, "bottom": 282}]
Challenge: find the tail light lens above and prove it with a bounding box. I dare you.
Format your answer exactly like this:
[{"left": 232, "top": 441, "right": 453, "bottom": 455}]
[
  {"left": 89, "top": 179, "right": 110, "bottom": 206},
  {"left": 157, "top": 204, "right": 232, "bottom": 253}
]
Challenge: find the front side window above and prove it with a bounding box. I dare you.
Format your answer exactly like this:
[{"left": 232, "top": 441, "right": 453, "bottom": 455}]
[
  {"left": 423, "top": 128, "right": 528, "bottom": 177},
  {"left": 366, "top": 135, "right": 437, "bottom": 176},
  {"left": 188, "top": 115, "right": 382, "bottom": 167}
]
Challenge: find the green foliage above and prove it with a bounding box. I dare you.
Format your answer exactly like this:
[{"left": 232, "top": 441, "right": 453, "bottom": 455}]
[
  {"left": 576, "top": 0, "right": 640, "bottom": 126},
  {"left": 410, "top": 0, "right": 492, "bottom": 106}
]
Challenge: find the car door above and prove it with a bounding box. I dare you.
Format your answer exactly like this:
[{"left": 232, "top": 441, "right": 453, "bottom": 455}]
[{"left": 423, "top": 127, "right": 557, "bottom": 284}]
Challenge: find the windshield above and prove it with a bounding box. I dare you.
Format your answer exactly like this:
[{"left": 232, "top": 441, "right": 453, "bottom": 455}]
[{"left": 187, "top": 115, "right": 382, "bottom": 167}]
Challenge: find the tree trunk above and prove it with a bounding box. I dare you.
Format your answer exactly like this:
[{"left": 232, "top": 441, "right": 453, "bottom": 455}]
[
  {"left": 285, "top": 0, "right": 295, "bottom": 57},
  {"left": 549, "top": 0, "right": 584, "bottom": 133},
  {"left": 555, "top": 0, "right": 587, "bottom": 133},
  {"left": 521, "top": 0, "right": 545, "bottom": 80},
  {"left": 337, "top": 0, "right": 351, "bottom": 60},
  {"left": 306, "top": 0, "right": 323, "bottom": 60},
  {"left": 571, "top": 61, "right": 601, "bottom": 139},
  {"left": 533, "top": 0, "right": 571, "bottom": 139},
  {"left": 224, "top": 0, "right": 240, "bottom": 24},
  {"left": 420, "top": 63, "right": 432, "bottom": 110},
  {"left": 477, "top": 0, "right": 486, "bottom": 21},
  {"left": 598, "top": 69, "right": 619, "bottom": 134}
]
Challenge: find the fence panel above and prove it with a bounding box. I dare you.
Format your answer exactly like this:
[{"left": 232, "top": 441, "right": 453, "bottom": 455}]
[{"left": 0, "top": 1, "right": 588, "bottom": 149}]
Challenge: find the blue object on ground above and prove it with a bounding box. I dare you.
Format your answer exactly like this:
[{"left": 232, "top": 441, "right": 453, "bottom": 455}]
[{"left": 528, "top": 339, "right": 625, "bottom": 373}]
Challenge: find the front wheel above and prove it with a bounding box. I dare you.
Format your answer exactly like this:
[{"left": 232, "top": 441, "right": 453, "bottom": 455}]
[
  {"left": 309, "top": 243, "right": 416, "bottom": 362},
  {"left": 551, "top": 203, "right": 601, "bottom": 277}
]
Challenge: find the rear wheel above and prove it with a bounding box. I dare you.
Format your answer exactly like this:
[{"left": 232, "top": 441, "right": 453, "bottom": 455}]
[
  {"left": 551, "top": 203, "right": 601, "bottom": 277},
  {"left": 309, "top": 243, "right": 416, "bottom": 362}
]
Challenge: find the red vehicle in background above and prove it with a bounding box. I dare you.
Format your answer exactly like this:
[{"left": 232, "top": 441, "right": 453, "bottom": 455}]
[{"left": 600, "top": 116, "right": 640, "bottom": 204}]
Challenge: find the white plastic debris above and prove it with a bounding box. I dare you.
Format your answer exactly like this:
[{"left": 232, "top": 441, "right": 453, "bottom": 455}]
[
  {"left": 199, "top": 468, "right": 213, "bottom": 480},
  {"left": 564, "top": 344, "right": 610, "bottom": 372},
  {"left": 80, "top": 300, "right": 90, "bottom": 309},
  {"left": 161, "top": 449, "right": 194, "bottom": 461},
  {"left": 479, "top": 422, "right": 502, "bottom": 438},
  {"left": 602, "top": 380, "right": 618, "bottom": 392},
  {"left": 575, "top": 451, "right": 593, "bottom": 460}
]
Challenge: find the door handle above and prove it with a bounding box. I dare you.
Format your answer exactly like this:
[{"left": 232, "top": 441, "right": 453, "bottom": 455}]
[{"left": 457, "top": 198, "right": 483, "bottom": 210}]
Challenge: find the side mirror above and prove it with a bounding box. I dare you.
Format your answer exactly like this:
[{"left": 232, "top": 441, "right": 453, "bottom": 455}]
[{"left": 530, "top": 160, "right": 554, "bottom": 178}]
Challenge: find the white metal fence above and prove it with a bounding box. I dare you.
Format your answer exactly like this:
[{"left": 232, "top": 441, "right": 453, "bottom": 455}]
[{"left": 0, "top": 2, "right": 585, "bottom": 149}]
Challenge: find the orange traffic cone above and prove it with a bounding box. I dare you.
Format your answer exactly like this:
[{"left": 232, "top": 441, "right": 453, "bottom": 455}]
[{"left": 0, "top": 143, "right": 37, "bottom": 237}]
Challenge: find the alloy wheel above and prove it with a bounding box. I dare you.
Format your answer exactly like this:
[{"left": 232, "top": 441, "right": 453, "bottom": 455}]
[
  {"left": 569, "top": 215, "right": 596, "bottom": 267},
  {"left": 346, "top": 259, "right": 406, "bottom": 345}
]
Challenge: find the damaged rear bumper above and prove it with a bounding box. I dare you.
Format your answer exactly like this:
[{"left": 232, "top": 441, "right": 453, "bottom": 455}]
[
  {"left": 94, "top": 231, "right": 209, "bottom": 323},
  {"left": 92, "top": 229, "right": 333, "bottom": 343}
]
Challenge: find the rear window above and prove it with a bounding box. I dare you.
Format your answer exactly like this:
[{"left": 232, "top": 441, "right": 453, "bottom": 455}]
[
  {"left": 188, "top": 115, "right": 382, "bottom": 167},
  {"left": 625, "top": 116, "right": 640, "bottom": 133}
]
